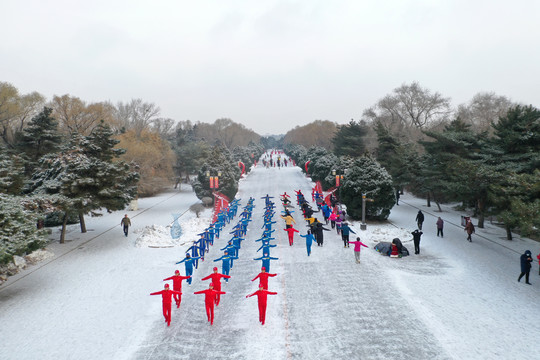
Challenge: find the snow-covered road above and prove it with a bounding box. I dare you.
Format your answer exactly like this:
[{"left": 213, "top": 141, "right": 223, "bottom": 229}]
[{"left": 1, "top": 165, "right": 539, "bottom": 360}]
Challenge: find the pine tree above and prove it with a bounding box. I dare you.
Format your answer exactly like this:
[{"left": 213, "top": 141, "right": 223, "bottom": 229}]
[
  {"left": 339, "top": 155, "right": 395, "bottom": 220},
  {"left": 16, "top": 107, "right": 63, "bottom": 173},
  {"left": 332, "top": 120, "right": 369, "bottom": 157}
]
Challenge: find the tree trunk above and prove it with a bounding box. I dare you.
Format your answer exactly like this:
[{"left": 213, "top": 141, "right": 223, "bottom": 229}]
[
  {"left": 426, "top": 192, "right": 431, "bottom": 207},
  {"left": 477, "top": 198, "right": 485, "bottom": 229},
  {"left": 60, "top": 212, "right": 68, "bottom": 244},
  {"left": 79, "top": 211, "right": 87, "bottom": 233},
  {"left": 505, "top": 225, "right": 513, "bottom": 240}
]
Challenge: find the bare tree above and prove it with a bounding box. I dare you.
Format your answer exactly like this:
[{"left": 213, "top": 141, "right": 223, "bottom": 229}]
[
  {"left": 456, "top": 92, "right": 514, "bottom": 135},
  {"left": 364, "top": 82, "right": 452, "bottom": 141},
  {"left": 50, "top": 95, "right": 115, "bottom": 136},
  {"left": 114, "top": 99, "right": 160, "bottom": 137}
]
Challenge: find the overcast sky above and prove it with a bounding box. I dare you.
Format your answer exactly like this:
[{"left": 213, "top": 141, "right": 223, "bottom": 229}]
[{"left": 2, "top": 0, "right": 539, "bottom": 135}]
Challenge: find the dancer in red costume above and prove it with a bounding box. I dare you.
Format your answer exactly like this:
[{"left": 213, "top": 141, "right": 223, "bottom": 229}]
[
  {"left": 194, "top": 283, "right": 226, "bottom": 325},
  {"left": 150, "top": 283, "right": 182, "bottom": 326},
  {"left": 201, "top": 267, "right": 230, "bottom": 306},
  {"left": 163, "top": 270, "right": 191, "bottom": 308},
  {"left": 251, "top": 267, "right": 277, "bottom": 290},
  {"left": 283, "top": 226, "right": 299, "bottom": 246},
  {"left": 246, "top": 284, "right": 277, "bottom": 325}
]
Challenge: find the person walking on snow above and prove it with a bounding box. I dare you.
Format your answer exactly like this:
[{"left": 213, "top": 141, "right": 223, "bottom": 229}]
[
  {"left": 163, "top": 270, "right": 191, "bottom": 308},
  {"left": 194, "top": 283, "right": 226, "bottom": 325},
  {"left": 150, "top": 283, "right": 181, "bottom": 326},
  {"left": 120, "top": 214, "right": 131, "bottom": 237},
  {"left": 340, "top": 222, "right": 356, "bottom": 248},
  {"left": 416, "top": 210, "right": 424, "bottom": 230},
  {"left": 311, "top": 219, "right": 330, "bottom": 246},
  {"left": 517, "top": 250, "right": 533, "bottom": 285},
  {"left": 412, "top": 229, "right": 423, "bottom": 255},
  {"left": 329, "top": 211, "right": 337, "bottom": 229},
  {"left": 465, "top": 219, "right": 475, "bottom": 242},
  {"left": 349, "top": 237, "right": 368, "bottom": 263},
  {"left": 246, "top": 285, "right": 277, "bottom": 325},
  {"left": 175, "top": 253, "right": 200, "bottom": 285},
  {"left": 251, "top": 267, "right": 277, "bottom": 290},
  {"left": 284, "top": 226, "right": 300, "bottom": 246},
  {"left": 537, "top": 252, "right": 540, "bottom": 276},
  {"left": 300, "top": 230, "right": 316, "bottom": 256},
  {"left": 436, "top": 217, "right": 444, "bottom": 237},
  {"left": 201, "top": 267, "right": 230, "bottom": 305}
]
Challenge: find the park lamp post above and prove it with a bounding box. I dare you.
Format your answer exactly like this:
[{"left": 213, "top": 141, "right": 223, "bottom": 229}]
[
  {"left": 360, "top": 193, "right": 374, "bottom": 230},
  {"left": 332, "top": 169, "right": 347, "bottom": 201},
  {"left": 206, "top": 170, "right": 222, "bottom": 190}
]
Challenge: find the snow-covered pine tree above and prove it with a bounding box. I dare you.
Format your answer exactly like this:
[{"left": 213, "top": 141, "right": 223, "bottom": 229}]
[{"left": 339, "top": 155, "right": 395, "bottom": 220}]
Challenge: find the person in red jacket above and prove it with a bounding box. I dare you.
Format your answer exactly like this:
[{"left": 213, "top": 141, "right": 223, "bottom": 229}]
[
  {"left": 150, "top": 283, "right": 182, "bottom": 326},
  {"left": 194, "top": 283, "right": 226, "bottom": 325},
  {"left": 246, "top": 284, "right": 277, "bottom": 325},
  {"left": 283, "top": 226, "right": 299, "bottom": 246},
  {"left": 163, "top": 270, "right": 191, "bottom": 308},
  {"left": 251, "top": 267, "right": 277, "bottom": 290},
  {"left": 201, "top": 267, "right": 231, "bottom": 306},
  {"left": 537, "top": 252, "right": 540, "bottom": 275}
]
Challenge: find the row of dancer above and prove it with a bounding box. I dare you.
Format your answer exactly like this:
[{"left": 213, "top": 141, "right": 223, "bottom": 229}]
[
  {"left": 247, "top": 194, "right": 280, "bottom": 325},
  {"left": 149, "top": 199, "right": 244, "bottom": 326}
]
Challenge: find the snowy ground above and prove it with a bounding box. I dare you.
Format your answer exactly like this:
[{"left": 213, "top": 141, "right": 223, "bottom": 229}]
[{"left": 1, "top": 165, "right": 539, "bottom": 360}]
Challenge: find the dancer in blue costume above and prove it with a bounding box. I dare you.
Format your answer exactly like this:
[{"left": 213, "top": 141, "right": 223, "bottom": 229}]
[{"left": 175, "top": 253, "right": 201, "bottom": 284}]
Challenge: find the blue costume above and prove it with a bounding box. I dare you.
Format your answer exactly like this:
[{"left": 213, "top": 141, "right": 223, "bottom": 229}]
[
  {"left": 214, "top": 253, "right": 238, "bottom": 280},
  {"left": 300, "top": 232, "right": 316, "bottom": 256},
  {"left": 176, "top": 255, "right": 201, "bottom": 284},
  {"left": 253, "top": 255, "right": 279, "bottom": 273}
]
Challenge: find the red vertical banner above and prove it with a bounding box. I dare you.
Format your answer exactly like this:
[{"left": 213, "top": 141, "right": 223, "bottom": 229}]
[
  {"left": 210, "top": 177, "right": 215, "bottom": 189},
  {"left": 215, "top": 177, "right": 219, "bottom": 189},
  {"left": 335, "top": 175, "right": 340, "bottom": 187}
]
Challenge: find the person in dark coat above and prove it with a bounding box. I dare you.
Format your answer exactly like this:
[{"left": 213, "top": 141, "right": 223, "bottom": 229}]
[
  {"left": 518, "top": 250, "right": 533, "bottom": 285},
  {"left": 310, "top": 219, "right": 330, "bottom": 246},
  {"left": 415, "top": 211, "right": 424, "bottom": 230},
  {"left": 436, "top": 217, "right": 444, "bottom": 237},
  {"left": 395, "top": 189, "right": 400, "bottom": 205},
  {"left": 464, "top": 220, "right": 475, "bottom": 242},
  {"left": 412, "top": 229, "right": 423, "bottom": 255}
]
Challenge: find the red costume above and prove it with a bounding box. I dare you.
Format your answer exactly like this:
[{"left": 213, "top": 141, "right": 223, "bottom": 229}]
[
  {"left": 246, "top": 286, "right": 277, "bottom": 325},
  {"left": 284, "top": 227, "right": 299, "bottom": 246},
  {"left": 201, "top": 267, "right": 231, "bottom": 306},
  {"left": 150, "top": 284, "right": 182, "bottom": 326},
  {"left": 163, "top": 270, "right": 191, "bottom": 308},
  {"left": 194, "top": 284, "right": 226, "bottom": 325},
  {"left": 251, "top": 267, "right": 277, "bottom": 290}
]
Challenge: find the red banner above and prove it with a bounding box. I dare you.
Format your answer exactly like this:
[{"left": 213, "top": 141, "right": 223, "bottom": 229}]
[
  {"left": 238, "top": 161, "right": 245, "bottom": 176},
  {"left": 212, "top": 192, "right": 230, "bottom": 222}
]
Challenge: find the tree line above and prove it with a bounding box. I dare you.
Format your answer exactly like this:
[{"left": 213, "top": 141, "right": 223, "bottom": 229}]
[
  {"left": 283, "top": 82, "right": 538, "bottom": 240},
  {"left": 0, "top": 81, "right": 264, "bottom": 265}
]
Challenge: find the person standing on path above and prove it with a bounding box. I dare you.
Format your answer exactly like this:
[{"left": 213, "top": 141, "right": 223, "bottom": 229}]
[
  {"left": 120, "top": 214, "right": 131, "bottom": 237},
  {"left": 396, "top": 189, "right": 400, "bottom": 205},
  {"left": 175, "top": 253, "right": 200, "bottom": 285},
  {"left": 246, "top": 285, "right": 278, "bottom": 325},
  {"left": 300, "top": 230, "right": 316, "bottom": 256},
  {"left": 251, "top": 267, "right": 277, "bottom": 290},
  {"left": 349, "top": 237, "right": 368, "bottom": 263},
  {"left": 163, "top": 270, "right": 191, "bottom": 308},
  {"left": 150, "top": 284, "right": 182, "bottom": 326},
  {"left": 194, "top": 283, "right": 226, "bottom": 325},
  {"left": 465, "top": 219, "right": 475, "bottom": 242},
  {"left": 280, "top": 213, "right": 296, "bottom": 229},
  {"left": 253, "top": 254, "right": 279, "bottom": 273},
  {"left": 340, "top": 222, "right": 356, "bottom": 248},
  {"left": 201, "top": 267, "right": 230, "bottom": 306},
  {"left": 517, "top": 250, "right": 533, "bottom": 285},
  {"left": 310, "top": 219, "right": 330, "bottom": 246},
  {"left": 415, "top": 210, "right": 424, "bottom": 230},
  {"left": 412, "top": 229, "right": 423, "bottom": 255},
  {"left": 436, "top": 217, "right": 444, "bottom": 237},
  {"left": 537, "top": 252, "right": 540, "bottom": 276}
]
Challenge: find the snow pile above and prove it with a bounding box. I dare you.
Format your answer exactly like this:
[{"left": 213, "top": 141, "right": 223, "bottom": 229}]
[
  {"left": 354, "top": 223, "right": 413, "bottom": 245},
  {"left": 175, "top": 212, "right": 212, "bottom": 245},
  {"left": 134, "top": 225, "right": 178, "bottom": 248},
  {"left": 24, "top": 249, "right": 54, "bottom": 265}
]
